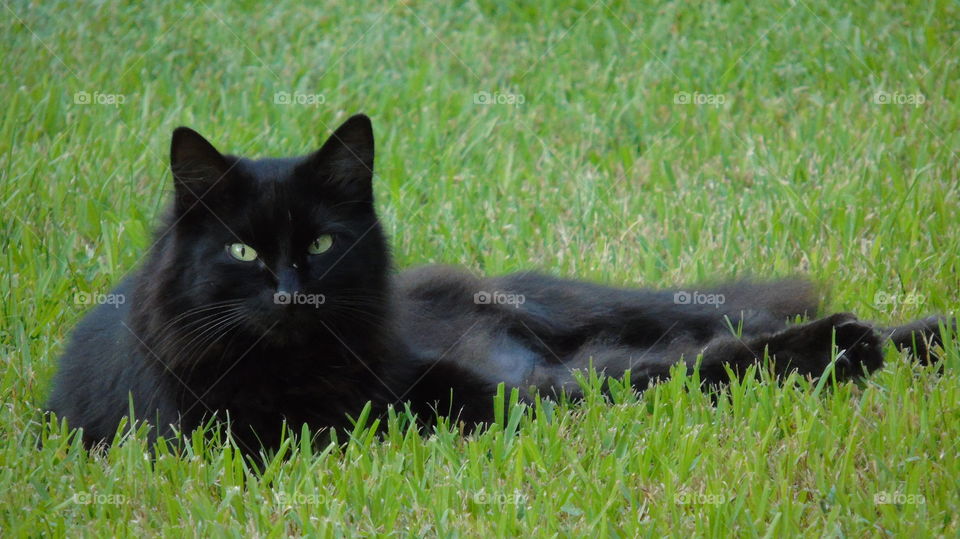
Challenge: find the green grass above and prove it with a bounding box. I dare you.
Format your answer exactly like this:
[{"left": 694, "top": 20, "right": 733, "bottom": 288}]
[{"left": 2, "top": 0, "right": 959, "bottom": 535}]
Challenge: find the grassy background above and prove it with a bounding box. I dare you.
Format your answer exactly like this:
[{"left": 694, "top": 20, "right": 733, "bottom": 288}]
[{"left": 2, "top": 0, "right": 959, "bottom": 535}]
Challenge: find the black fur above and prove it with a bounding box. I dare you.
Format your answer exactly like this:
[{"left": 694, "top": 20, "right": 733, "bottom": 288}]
[{"left": 47, "top": 114, "right": 950, "bottom": 454}]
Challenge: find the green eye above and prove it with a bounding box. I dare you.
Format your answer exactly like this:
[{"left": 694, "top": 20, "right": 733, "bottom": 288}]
[
  {"left": 227, "top": 243, "right": 258, "bottom": 262},
  {"left": 308, "top": 234, "right": 334, "bottom": 255}
]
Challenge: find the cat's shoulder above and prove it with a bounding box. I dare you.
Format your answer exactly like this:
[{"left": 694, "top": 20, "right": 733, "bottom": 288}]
[{"left": 69, "top": 277, "right": 137, "bottom": 338}]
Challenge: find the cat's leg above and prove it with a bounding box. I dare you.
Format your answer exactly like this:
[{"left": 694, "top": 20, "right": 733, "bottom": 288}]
[
  {"left": 395, "top": 266, "right": 821, "bottom": 360},
  {"left": 693, "top": 312, "right": 885, "bottom": 384},
  {"left": 526, "top": 313, "right": 884, "bottom": 396},
  {"left": 486, "top": 271, "right": 818, "bottom": 345}
]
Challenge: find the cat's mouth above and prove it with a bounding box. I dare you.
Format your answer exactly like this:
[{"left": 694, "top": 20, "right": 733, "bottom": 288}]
[
  {"left": 235, "top": 295, "right": 329, "bottom": 338},
  {"left": 194, "top": 289, "right": 380, "bottom": 346}
]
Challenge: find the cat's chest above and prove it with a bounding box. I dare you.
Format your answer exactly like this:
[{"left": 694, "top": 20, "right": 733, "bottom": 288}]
[{"left": 197, "top": 351, "right": 373, "bottom": 406}]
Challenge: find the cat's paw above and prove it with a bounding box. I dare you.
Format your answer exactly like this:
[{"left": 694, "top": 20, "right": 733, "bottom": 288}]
[
  {"left": 768, "top": 313, "right": 884, "bottom": 380},
  {"left": 831, "top": 315, "right": 885, "bottom": 377}
]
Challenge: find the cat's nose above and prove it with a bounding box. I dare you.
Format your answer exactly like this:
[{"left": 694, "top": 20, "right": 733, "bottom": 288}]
[{"left": 275, "top": 267, "right": 301, "bottom": 298}]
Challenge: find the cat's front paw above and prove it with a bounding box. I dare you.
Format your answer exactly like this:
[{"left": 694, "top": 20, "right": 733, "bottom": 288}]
[{"left": 768, "top": 313, "right": 884, "bottom": 380}]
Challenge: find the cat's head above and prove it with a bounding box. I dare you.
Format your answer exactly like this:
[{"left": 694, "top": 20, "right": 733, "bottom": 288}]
[{"left": 153, "top": 114, "right": 390, "bottom": 347}]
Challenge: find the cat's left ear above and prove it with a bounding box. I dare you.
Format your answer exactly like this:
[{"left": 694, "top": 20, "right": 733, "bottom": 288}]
[{"left": 306, "top": 114, "right": 375, "bottom": 202}]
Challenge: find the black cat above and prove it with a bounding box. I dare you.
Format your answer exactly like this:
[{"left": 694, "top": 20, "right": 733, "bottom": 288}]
[{"left": 47, "top": 114, "right": 948, "bottom": 454}]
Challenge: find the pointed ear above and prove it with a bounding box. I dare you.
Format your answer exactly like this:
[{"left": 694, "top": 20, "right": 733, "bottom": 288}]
[
  {"left": 307, "top": 114, "right": 375, "bottom": 202},
  {"left": 170, "top": 127, "right": 230, "bottom": 213}
]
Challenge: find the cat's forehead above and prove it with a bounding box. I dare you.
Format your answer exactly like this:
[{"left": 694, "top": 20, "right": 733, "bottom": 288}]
[
  {"left": 232, "top": 156, "right": 305, "bottom": 184},
  {"left": 230, "top": 155, "right": 317, "bottom": 210},
  {"left": 217, "top": 156, "right": 342, "bottom": 237},
  {"left": 197, "top": 153, "right": 365, "bottom": 242}
]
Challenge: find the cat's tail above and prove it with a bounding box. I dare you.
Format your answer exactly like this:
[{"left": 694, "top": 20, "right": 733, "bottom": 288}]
[{"left": 881, "top": 315, "right": 956, "bottom": 365}]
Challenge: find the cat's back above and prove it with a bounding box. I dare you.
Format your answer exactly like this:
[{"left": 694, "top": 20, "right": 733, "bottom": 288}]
[{"left": 394, "top": 264, "right": 482, "bottom": 305}]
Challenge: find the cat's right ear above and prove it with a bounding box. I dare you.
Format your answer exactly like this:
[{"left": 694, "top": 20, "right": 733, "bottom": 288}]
[{"left": 170, "top": 127, "right": 230, "bottom": 213}]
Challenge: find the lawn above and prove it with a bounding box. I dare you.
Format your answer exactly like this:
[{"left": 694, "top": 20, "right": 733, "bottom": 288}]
[{"left": 2, "top": 0, "right": 959, "bottom": 536}]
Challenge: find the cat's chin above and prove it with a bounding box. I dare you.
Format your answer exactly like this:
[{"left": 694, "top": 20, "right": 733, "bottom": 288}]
[
  {"left": 261, "top": 329, "right": 310, "bottom": 347},
  {"left": 241, "top": 309, "right": 329, "bottom": 346}
]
